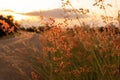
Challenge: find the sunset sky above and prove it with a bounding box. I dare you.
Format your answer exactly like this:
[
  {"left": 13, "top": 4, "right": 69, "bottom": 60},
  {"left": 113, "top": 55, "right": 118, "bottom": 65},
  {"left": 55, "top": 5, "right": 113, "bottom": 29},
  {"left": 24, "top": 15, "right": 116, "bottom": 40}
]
[
  {"left": 0, "top": 0, "right": 120, "bottom": 26},
  {"left": 0, "top": 0, "right": 119, "bottom": 13},
  {"left": 0, "top": 0, "right": 61, "bottom": 13}
]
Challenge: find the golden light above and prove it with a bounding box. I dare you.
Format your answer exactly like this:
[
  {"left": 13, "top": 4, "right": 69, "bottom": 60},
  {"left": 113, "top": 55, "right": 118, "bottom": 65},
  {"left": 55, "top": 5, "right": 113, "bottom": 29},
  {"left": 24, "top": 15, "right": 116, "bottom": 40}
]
[
  {"left": 0, "top": 0, "right": 119, "bottom": 19},
  {"left": 0, "top": 11, "right": 29, "bottom": 21},
  {"left": 13, "top": 14, "right": 25, "bottom": 21}
]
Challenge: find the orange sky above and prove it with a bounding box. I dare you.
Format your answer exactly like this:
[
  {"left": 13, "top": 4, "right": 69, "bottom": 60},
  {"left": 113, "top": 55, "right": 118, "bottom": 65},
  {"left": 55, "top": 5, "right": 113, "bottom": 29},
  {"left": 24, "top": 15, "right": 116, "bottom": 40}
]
[
  {"left": 0, "top": 0, "right": 120, "bottom": 21},
  {"left": 0, "top": 0, "right": 119, "bottom": 13}
]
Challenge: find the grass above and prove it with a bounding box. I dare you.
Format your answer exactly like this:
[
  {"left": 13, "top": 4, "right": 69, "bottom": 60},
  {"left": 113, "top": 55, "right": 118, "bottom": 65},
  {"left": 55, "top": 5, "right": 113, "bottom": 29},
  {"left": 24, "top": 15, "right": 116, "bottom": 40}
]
[
  {"left": 0, "top": 1, "right": 120, "bottom": 80},
  {"left": 0, "top": 15, "right": 120, "bottom": 80},
  {"left": 31, "top": 23, "right": 120, "bottom": 80}
]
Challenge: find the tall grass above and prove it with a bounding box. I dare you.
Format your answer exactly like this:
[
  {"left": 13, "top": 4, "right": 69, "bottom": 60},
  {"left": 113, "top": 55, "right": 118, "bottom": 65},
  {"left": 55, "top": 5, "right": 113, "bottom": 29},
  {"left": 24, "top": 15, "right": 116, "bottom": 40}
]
[
  {"left": 31, "top": 23, "right": 120, "bottom": 80},
  {"left": 31, "top": 0, "right": 120, "bottom": 80}
]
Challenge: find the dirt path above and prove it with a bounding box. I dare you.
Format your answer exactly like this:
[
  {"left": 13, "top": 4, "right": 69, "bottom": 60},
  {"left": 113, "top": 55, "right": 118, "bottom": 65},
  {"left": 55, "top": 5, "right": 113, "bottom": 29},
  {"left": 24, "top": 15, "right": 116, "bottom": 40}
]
[{"left": 0, "top": 32, "right": 43, "bottom": 80}]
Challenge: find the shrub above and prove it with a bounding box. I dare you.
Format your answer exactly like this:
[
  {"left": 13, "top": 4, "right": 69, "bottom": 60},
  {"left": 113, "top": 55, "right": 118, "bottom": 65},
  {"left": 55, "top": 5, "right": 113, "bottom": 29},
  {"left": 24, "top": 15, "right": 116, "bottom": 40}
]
[{"left": 0, "top": 15, "right": 19, "bottom": 37}]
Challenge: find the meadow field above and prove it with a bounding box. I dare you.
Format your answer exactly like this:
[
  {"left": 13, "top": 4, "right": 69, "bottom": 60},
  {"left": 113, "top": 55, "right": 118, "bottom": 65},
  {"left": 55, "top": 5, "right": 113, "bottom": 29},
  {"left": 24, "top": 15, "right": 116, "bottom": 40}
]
[
  {"left": 0, "top": 0, "right": 120, "bottom": 80},
  {"left": 0, "top": 15, "right": 120, "bottom": 80}
]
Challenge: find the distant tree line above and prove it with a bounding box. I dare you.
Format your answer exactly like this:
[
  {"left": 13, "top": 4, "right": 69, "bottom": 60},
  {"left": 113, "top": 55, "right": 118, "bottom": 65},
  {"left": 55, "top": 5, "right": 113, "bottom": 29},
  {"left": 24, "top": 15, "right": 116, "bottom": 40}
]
[{"left": 20, "top": 24, "right": 51, "bottom": 33}]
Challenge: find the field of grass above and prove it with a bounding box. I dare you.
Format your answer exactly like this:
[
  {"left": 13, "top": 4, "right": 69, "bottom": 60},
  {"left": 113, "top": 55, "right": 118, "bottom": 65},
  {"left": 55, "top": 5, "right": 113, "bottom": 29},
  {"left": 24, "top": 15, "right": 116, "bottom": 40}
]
[
  {"left": 30, "top": 23, "right": 120, "bottom": 80},
  {"left": 0, "top": 0, "right": 120, "bottom": 80},
  {"left": 0, "top": 23, "right": 120, "bottom": 80},
  {"left": 0, "top": 15, "right": 120, "bottom": 80}
]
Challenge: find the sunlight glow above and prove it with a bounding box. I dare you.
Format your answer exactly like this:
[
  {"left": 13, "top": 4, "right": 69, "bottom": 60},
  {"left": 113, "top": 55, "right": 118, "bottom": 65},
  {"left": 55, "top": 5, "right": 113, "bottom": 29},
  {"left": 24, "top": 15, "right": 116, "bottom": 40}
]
[
  {"left": 0, "top": 0, "right": 119, "bottom": 15},
  {"left": 0, "top": 0, "right": 120, "bottom": 21},
  {"left": 13, "top": 14, "right": 39, "bottom": 22},
  {"left": 0, "top": 10, "right": 32, "bottom": 21},
  {"left": 13, "top": 14, "right": 27, "bottom": 21}
]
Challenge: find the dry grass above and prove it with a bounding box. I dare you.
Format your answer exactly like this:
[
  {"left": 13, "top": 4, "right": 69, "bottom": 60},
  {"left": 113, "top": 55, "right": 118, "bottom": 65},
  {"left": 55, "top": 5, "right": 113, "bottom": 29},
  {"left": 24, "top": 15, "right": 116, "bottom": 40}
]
[
  {"left": 0, "top": 1, "right": 120, "bottom": 80},
  {"left": 31, "top": 1, "right": 120, "bottom": 79},
  {"left": 31, "top": 22, "right": 120, "bottom": 80}
]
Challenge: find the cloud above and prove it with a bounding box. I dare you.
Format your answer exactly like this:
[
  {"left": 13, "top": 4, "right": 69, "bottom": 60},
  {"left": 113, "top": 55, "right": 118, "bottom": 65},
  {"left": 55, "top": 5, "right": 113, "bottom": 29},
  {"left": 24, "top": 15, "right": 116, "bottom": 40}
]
[
  {"left": 22, "top": 8, "right": 90, "bottom": 19},
  {"left": 0, "top": 9, "right": 14, "bottom": 12}
]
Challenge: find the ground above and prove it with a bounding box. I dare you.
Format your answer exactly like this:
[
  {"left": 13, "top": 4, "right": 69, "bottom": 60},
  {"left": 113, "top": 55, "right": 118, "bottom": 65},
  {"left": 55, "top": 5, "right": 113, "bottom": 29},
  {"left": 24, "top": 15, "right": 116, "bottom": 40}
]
[{"left": 0, "top": 32, "right": 44, "bottom": 80}]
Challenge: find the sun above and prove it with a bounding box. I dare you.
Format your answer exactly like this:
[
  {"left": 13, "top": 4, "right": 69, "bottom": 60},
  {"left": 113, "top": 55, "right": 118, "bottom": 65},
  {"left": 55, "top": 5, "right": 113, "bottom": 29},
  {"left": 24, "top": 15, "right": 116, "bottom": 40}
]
[{"left": 13, "top": 14, "right": 25, "bottom": 21}]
